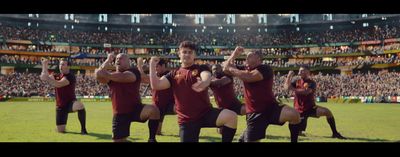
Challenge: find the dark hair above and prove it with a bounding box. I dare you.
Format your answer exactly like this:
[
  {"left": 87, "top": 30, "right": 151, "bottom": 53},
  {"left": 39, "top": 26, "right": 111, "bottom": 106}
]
[
  {"left": 179, "top": 41, "right": 197, "bottom": 50},
  {"left": 299, "top": 65, "right": 310, "bottom": 71},
  {"left": 157, "top": 58, "right": 167, "bottom": 66}
]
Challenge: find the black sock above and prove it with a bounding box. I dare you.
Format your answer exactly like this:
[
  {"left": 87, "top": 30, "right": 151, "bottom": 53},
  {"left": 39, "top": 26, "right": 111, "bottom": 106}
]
[
  {"left": 221, "top": 125, "right": 236, "bottom": 142},
  {"left": 300, "top": 117, "right": 308, "bottom": 132},
  {"left": 148, "top": 119, "right": 159, "bottom": 140},
  {"left": 327, "top": 117, "right": 338, "bottom": 134},
  {"left": 289, "top": 124, "right": 300, "bottom": 143},
  {"left": 77, "top": 109, "right": 86, "bottom": 132}
]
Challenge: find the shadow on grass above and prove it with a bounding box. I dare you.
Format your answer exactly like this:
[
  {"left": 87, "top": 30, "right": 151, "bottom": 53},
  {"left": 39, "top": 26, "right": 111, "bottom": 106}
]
[
  {"left": 320, "top": 136, "right": 392, "bottom": 142},
  {"left": 160, "top": 133, "right": 180, "bottom": 138},
  {"left": 66, "top": 131, "right": 141, "bottom": 141},
  {"left": 159, "top": 133, "right": 394, "bottom": 142},
  {"left": 265, "top": 134, "right": 308, "bottom": 142},
  {"left": 199, "top": 136, "right": 222, "bottom": 142},
  {"left": 158, "top": 133, "right": 223, "bottom": 142},
  {"left": 66, "top": 131, "right": 112, "bottom": 140},
  {"left": 297, "top": 133, "right": 392, "bottom": 142}
]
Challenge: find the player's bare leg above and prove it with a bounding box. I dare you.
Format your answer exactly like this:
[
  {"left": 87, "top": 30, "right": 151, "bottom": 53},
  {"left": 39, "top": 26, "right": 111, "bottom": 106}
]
[
  {"left": 72, "top": 101, "right": 87, "bottom": 134},
  {"left": 140, "top": 105, "right": 160, "bottom": 142},
  {"left": 216, "top": 109, "right": 237, "bottom": 142},
  {"left": 279, "top": 106, "right": 301, "bottom": 143},
  {"left": 316, "top": 106, "right": 346, "bottom": 139}
]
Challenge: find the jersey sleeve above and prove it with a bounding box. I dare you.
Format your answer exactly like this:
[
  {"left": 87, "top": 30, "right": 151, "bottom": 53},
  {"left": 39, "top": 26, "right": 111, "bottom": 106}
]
[
  {"left": 164, "top": 70, "right": 175, "bottom": 84},
  {"left": 65, "top": 73, "right": 76, "bottom": 84},
  {"left": 130, "top": 68, "right": 141, "bottom": 82},
  {"left": 256, "top": 65, "right": 273, "bottom": 80}
]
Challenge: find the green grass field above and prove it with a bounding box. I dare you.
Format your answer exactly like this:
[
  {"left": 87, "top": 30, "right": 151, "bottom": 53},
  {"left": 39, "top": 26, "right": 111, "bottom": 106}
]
[{"left": 1, "top": 99, "right": 399, "bottom": 142}]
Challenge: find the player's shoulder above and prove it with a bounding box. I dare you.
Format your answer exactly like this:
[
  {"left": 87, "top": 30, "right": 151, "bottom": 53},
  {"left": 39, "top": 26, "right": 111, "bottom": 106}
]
[
  {"left": 68, "top": 72, "right": 76, "bottom": 77},
  {"left": 62, "top": 72, "right": 75, "bottom": 78},
  {"left": 168, "top": 68, "right": 178, "bottom": 74},
  {"left": 128, "top": 67, "right": 139, "bottom": 73},
  {"left": 164, "top": 69, "right": 177, "bottom": 79},
  {"left": 255, "top": 64, "right": 273, "bottom": 78},
  {"left": 253, "top": 64, "right": 272, "bottom": 72},
  {"left": 162, "top": 70, "right": 171, "bottom": 76},
  {"left": 259, "top": 64, "right": 272, "bottom": 70},
  {"left": 125, "top": 67, "right": 140, "bottom": 76}
]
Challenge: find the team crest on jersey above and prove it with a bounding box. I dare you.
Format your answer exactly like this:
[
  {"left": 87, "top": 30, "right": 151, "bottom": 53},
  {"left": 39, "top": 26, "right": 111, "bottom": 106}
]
[
  {"left": 303, "top": 83, "right": 309, "bottom": 89},
  {"left": 191, "top": 69, "right": 199, "bottom": 76}
]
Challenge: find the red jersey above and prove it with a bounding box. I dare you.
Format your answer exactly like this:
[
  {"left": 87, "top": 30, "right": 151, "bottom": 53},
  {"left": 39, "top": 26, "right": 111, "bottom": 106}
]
[
  {"left": 108, "top": 68, "right": 142, "bottom": 115},
  {"left": 239, "top": 65, "right": 279, "bottom": 113},
  {"left": 54, "top": 73, "right": 77, "bottom": 108},
  {"left": 291, "top": 78, "right": 317, "bottom": 113},
  {"left": 152, "top": 70, "right": 174, "bottom": 109},
  {"left": 165, "top": 64, "right": 212, "bottom": 125},
  {"left": 210, "top": 74, "right": 242, "bottom": 109}
]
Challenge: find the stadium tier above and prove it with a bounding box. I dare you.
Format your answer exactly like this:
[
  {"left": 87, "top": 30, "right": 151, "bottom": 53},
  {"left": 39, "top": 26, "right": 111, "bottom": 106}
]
[{"left": 1, "top": 14, "right": 400, "bottom": 102}]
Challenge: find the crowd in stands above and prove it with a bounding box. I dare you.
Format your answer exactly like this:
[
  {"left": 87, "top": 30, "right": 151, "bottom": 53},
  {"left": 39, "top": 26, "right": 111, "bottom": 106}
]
[
  {"left": 1, "top": 52, "right": 399, "bottom": 69},
  {"left": 2, "top": 23, "right": 400, "bottom": 47},
  {"left": 273, "top": 71, "right": 400, "bottom": 98},
  {"left": 2, "top": 71, "right": 399, "bottom": 100},
  {"left": 1, "top": 21, "right": 400, "bottom": 102}
]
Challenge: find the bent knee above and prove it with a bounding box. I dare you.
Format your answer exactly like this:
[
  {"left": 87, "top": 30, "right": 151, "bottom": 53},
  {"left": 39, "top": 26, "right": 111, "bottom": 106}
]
[
  {"left": 319, "top": 108, "right": 332, "bottom": 117},
  {"left": 287, "top": 109, "right": 300, "bottom": 123},
  {"left": 146, "top": 105, "right": 160, "bottom": 119},
  {"left": 151, "top": 106, "right": 160, "bottom": 115},
  {"left": 221, "top": 109, "right": 237, "bottom": 120},
  {"left": 73, "top": 102, "right": 84, "bottom": 110}
]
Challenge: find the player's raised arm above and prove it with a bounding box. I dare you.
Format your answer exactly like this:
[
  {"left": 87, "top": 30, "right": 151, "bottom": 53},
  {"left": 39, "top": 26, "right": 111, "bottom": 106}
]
[
  {"left": 290, "top": 67, "right": 315, "bottom": 96},
  {"left": 225, "top": 66, "right": 264, "bottom": 83},
  {"left": 210, "top": 76, "right": 232, "bottom": 88},
  {"left": 98, "top": 53, "right": 137, "bottom": 83},
  {"left": 285, "top": 70, "right": 314, "bottom": 95},
  {"left": 40, "top": 58, "right": 50, "bottom": 81},
  {"left": 100, "top": 53, "right": 115, "bottom": 70},
  {"left": 108, "top": 71, "right": 137, "bottom": 83},
  {"left": 149, "top": 56, "right": 170, "bottom": 90},
  {"left": 40, "top": 59, "right": 70, "bottom": 88},
  {"left": 284, "top": 70, "right": 295, "bottom": 91},
  {"left": 293, "top": 83, "right": 314, "bottom": 96},
  {"left": 192, "top": 68, "right": 212, "bottom": 92},
  {"left": 137, "top": 57, "right": 150, "bottom": 84},
  {"left": 222, "top": 46, "right": 243, "bottom": 76},
  {"left": 95, "top": 53, "right": 115, "bottom": 84},
  {"left": 210, "top": 64, "right": 232, "bottom": 88}
]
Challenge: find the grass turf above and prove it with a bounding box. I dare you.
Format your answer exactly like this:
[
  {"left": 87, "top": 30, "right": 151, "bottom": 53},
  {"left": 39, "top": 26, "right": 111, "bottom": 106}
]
[{"left": 0, "top": 99, "right": 399, "bottom": 142}]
